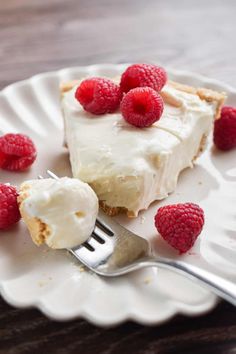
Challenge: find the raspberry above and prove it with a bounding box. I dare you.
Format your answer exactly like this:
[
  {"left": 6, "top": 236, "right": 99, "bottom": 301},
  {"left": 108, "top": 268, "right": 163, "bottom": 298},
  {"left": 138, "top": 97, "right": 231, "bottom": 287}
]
[
  {"left": 0, "top": 133, "right": 37, "bottom": 171},
  {"left": 213, "top": 106, "right": 236, "bottom": 151},
  {"left": 154, "top": 203, "right": 204, "bottom": 254},
  {"left": 75, "top": 77, "right": 121, "bottom": 115},
  {"left": 120, "top": 63, "right": 167, "bottom": 93},
  {"left": 121, "top": 87, "right": 164, "bottom": 128},
  {"left": 0, "top": 184, "right": 21, "bottom": 230}
]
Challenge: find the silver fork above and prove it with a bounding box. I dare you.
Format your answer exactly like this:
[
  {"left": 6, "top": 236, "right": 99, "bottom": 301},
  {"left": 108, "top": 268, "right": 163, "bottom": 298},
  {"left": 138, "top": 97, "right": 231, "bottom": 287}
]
[{"left": 40, "top": 170, "right": 236, "bottom": 306}]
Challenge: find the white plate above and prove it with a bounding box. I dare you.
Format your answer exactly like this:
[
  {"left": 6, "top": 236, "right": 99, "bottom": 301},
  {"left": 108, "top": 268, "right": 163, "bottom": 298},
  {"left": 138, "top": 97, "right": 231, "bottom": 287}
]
[{"left": 0, "top": 64, "right": 235, "bottom": 326}]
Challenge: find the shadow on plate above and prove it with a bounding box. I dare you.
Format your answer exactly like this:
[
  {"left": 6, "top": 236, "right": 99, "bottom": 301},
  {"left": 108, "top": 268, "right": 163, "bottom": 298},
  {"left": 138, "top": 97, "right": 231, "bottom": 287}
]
[
  {"left": 48, "top": 149, "right": 72, "bottom": 178},
  {"left": 210, "top": 146, "right": 236, "bottom": 182}
]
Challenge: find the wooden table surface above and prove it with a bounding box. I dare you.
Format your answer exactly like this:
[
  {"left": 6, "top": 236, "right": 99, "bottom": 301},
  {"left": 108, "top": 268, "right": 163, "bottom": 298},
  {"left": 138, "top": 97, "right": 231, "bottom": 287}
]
[{"left": 0, "top": 0, "right": 235, "bottom": 353}]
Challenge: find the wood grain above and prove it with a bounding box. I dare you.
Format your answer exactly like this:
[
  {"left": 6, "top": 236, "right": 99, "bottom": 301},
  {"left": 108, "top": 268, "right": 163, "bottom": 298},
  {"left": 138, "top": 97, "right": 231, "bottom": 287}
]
[
  {"left": 0, "top": 300, "right": 235, "bottom": 354},
  {"left": 0, "top": 0, "right": 236, "bottom": 89},
  {"left": 0, "top": 0, "right": 235, "bottom": 353}
]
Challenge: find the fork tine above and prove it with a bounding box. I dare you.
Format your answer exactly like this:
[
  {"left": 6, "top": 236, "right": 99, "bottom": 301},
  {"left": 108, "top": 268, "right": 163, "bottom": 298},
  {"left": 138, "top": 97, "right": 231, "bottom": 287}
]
[
  {"left": 83, "top": 241, "right": 95, "bottom": 251},
  {"left": 92, "top": 232, "right": 105, "bottom": 244},
  {"left": 93, "top": 225, "right": 113, "bottom": 240},
  {"left": 96, "top": 218, "right": 114, "bottom": 236},
  {"left": 47, "top": 170, "right": 59, "bottom": 179}
]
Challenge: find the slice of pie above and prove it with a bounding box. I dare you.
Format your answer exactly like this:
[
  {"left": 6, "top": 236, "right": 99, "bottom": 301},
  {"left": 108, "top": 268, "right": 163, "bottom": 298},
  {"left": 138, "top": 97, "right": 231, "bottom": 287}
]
[{"left": 60, "top": 78, "right": 225, "bottom": 217}]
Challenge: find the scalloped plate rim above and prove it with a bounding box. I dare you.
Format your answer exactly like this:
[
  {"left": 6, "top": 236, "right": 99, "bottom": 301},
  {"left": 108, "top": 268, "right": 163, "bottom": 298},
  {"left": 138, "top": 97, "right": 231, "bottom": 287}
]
[{"left": 0, "top": 64, "right": 234, "bottom": 326}]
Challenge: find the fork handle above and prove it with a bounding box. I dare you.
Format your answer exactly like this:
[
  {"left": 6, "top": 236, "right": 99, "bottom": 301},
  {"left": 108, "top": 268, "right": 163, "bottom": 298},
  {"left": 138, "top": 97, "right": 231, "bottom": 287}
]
[{"left": 137, "top": 258, "right": 236, "bottom": 306}]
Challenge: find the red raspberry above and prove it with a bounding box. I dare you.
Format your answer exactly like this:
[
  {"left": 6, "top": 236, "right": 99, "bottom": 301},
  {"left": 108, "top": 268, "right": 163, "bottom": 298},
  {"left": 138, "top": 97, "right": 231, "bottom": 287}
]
[
  {"left": 0, "top": 133, "right": 37, "bottom": 172},
  {"left": 213, "top": 106, "right": 236, "bottom": 151},
  {"left": 0, "top": 184, "right": 21, "bottom": 230},
  {"left": 75, "top": 77, "right": 121, "bottom": 115},
  {"left": 121, "top": 87, "right": 164, "bottom": 128},
  {"left": 154, "top": 203, "right": 204, "bottom": 254},
  {"left": 120, "top": 63, "right": 167, "bottom": 93}
]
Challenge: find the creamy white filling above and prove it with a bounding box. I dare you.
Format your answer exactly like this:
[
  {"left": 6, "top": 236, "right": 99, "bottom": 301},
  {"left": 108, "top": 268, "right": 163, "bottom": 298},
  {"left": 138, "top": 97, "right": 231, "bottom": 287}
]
[
  {"left": 21, "top": 177, "right": 98, "bottom": 249},
  {"left": 62, "top": 83, "right": 216, "bottom": 216}
]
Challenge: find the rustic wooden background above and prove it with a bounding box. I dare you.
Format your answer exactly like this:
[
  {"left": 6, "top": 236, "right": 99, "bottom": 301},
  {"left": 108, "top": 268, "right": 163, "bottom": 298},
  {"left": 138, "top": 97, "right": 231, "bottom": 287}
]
[{"left": 0, "top": 0, "right": 236, "bottom": 353}]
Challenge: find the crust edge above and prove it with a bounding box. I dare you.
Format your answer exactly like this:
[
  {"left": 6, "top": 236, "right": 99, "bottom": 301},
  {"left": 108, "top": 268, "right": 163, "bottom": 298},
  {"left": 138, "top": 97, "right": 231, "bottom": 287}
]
[
  {"left": 18, "top": 185, "right": 51, "bottom": 246},
  {"left": 167, "top": 80, "right": 226, "bottom": 119}
]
